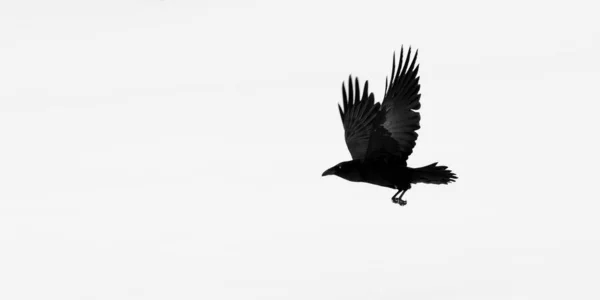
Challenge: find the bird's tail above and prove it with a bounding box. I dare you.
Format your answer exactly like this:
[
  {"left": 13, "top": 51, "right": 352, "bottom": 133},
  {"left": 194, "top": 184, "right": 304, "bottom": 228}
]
[{"left": 410, "top": 162, "right": 457, "bottom": 184}]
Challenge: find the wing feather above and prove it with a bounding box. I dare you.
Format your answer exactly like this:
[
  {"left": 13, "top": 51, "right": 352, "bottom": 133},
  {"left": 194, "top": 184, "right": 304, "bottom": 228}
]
[
  {"left": 338, "top": 76, "right": 381, "bottom": 160},
  {"left": 366, "top": 46, "right": 422, "bottom": 160}
]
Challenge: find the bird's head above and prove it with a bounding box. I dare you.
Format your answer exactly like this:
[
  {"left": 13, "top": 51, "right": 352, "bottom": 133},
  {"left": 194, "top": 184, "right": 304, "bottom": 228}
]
[{"left": 322, "top": 161, "right": 361, "bottom": 182}]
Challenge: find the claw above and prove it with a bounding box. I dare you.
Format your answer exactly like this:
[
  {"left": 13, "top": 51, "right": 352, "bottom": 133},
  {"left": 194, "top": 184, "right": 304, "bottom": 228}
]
[{"left": 398, "top": 200, "right": 407, "bottom": 206}]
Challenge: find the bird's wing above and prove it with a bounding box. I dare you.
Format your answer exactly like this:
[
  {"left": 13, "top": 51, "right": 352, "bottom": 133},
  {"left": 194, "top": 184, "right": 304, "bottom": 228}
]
[
  {"left": 338, "top": 76, "right": 381, "bottom": 160},
  {"left": 366, "top": 47, "right": 421, "bottom": 160}
]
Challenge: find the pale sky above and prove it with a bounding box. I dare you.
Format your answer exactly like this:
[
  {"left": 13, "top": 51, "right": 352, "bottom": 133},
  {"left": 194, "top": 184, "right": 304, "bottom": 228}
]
[{"left": 1, "top": 1, "right": 599, "bottom": 299}]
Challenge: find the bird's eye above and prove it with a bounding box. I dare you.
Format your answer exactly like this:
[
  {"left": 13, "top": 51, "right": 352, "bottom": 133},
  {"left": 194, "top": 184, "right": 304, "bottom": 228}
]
[{"left": 337, "top": 165, "right": 342, "bottom": 169}]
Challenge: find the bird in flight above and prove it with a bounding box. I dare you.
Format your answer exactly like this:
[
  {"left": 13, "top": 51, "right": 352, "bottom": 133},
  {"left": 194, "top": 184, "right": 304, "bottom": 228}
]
[{"left": 322, "top": 47, "right": 457, "bottom": 206}]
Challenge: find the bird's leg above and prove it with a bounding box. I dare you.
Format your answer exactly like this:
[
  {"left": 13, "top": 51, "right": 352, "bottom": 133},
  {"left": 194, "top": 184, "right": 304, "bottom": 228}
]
[
  {"left": 391, "top": 190, "right": 401, "bottom": 204},
  {"left": 392, "top": 190, "right": 407, "bottom": 206}
]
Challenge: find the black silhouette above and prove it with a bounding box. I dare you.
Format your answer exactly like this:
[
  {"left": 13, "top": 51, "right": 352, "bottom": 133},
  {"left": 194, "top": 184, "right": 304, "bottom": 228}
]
[{"left": 322, "top": 47, "right": 457, "bottom": 206}]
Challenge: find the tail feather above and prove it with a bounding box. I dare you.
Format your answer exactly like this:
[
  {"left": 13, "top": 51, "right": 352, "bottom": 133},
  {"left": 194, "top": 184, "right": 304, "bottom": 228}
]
[{"left": 411, "top": 162, "right": 457, "bottom": 184}]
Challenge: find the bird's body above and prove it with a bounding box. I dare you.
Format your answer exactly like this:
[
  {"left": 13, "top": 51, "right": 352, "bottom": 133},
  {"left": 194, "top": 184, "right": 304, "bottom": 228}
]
[
  {"left": 331, "top": 158, "right": 409, "bottom": 189},
  {"left": 322, "top": 47, "right": 457, "bottom": 206}
]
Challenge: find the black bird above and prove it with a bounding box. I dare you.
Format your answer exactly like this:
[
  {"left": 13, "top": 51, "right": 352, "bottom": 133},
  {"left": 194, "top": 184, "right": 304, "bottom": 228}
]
[{"left": 322, "top": 47, "right": 457, "bottom": 206}]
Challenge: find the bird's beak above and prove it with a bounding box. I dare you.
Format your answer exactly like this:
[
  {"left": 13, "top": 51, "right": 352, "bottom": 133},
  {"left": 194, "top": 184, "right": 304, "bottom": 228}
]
[{"left": 322, "top": 167, "right": 336, "bottom": 177}]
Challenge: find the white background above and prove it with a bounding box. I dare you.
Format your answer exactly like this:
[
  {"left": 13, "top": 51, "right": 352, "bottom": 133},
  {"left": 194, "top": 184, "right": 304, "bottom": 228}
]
[{"left": 1, "top": 1, "right": 599, "bottom": 299}]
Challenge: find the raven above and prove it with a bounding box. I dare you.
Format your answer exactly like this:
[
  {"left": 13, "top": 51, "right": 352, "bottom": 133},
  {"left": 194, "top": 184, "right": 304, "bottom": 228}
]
[{"left": 322, "top": 47, "right": 457, "bottom": 206}]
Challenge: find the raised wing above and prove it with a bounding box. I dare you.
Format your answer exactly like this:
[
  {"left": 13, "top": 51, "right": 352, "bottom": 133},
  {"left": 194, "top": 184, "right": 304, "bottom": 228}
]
[
  {"left": 366, "top": 47, "right": 421, "bottom": 161},
  {"left": 338, "top": 76, "right": 381, "bottom": 160}
]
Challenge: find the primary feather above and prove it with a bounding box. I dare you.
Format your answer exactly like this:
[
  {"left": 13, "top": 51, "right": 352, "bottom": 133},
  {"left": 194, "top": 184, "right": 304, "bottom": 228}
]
[
  {"left": 366, "top": 46, "right": 422, "bottom": 161},
  {"left": 338, "top": 76, "right": 381, "bottom": 160}
]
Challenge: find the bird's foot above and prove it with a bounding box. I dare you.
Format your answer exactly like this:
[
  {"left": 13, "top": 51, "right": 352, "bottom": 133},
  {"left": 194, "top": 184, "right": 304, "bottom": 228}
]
[{"left": 392, "top": 197, "right": 407, "bottom": 206}]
